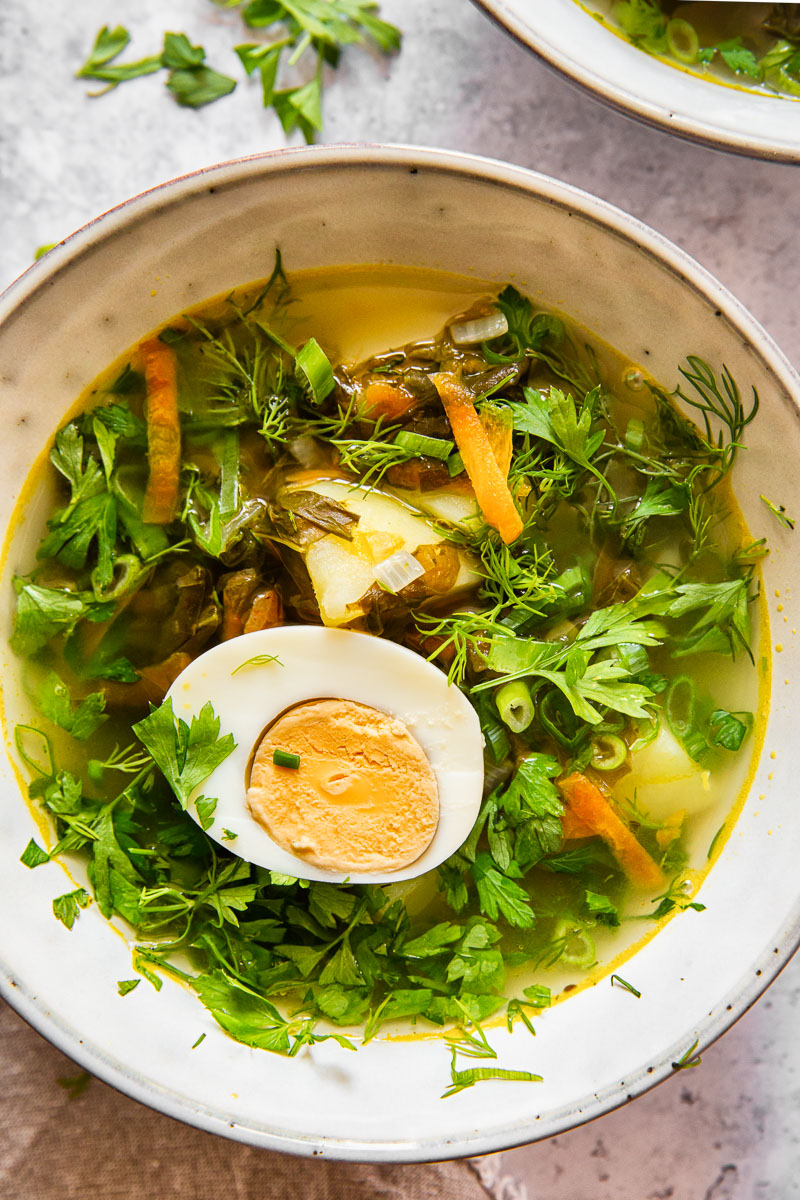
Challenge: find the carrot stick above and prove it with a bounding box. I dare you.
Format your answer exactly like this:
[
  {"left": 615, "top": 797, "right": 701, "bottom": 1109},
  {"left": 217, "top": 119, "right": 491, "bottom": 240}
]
[
  {"left": 140, "top": 339, "right": 180, "bottom": 525},
  {"left": 362, "top": 381, "right": 416, "bottom": 421},
  {"left": 433, "top": 373, "right": 523, "bottom": 544},
  {"left": 479, "top": 405, "right": 513, "bottom": 479},
  {"left": 558, "top": 772, "right": 664, "bottom": 890},
  {"left": 560, "top": 808, "right": 594, "bottom": 841}
]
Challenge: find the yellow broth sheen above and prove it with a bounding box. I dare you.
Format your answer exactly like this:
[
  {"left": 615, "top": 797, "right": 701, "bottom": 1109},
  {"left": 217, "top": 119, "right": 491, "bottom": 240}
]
[
  {"left": 2, "top": 265, "right": 769, "bottom": 1021},
  {"left": 583, "top": 0, "right": 800, "bottom": 98}
]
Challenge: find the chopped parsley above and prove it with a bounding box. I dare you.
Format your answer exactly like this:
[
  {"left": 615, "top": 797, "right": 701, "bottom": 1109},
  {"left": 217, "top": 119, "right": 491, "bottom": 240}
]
[{"left": 77, "top": 4, "right": 401, "bottom": 141}]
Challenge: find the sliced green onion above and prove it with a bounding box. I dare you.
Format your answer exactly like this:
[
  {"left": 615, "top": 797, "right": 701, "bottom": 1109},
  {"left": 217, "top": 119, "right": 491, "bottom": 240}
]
[
  {"left": 393, "top": 431, "right": 454, "bottom": 461},
  {"left": 629, "top": 715, "right": 660, "bottom": 754},
  {"left": 14, "top": 725, "right": 55, "bottom": 778},
  {"left": 448, "top": 450, "right": 465, "bottom": 477},
  {"left": 91, "top": 554, "right": 147, "bottom": 602},
  {"left": 217, "top": 429, "right": 240, "bottom": 518},
  {"left": 590, "top": 733, "right": 628, "bottom": 772},
  {"left": 666, "top": 18, "right": 699, "bottom": 63},
  {"left": 539, "top": 689, "right": 583, "bottom": 750},
  {"left": 273, "top": 748, "right": 300, "bottom": 769},
  {"left": 496, "top": 680, "right": 535, "bottom": 734},
  {"left": 484, "top": 721, "right": 511, "bottom": 764},
  {"left": 295, "top": 337, "right": 335, "bottom": 404},
  {"left": 666, "top": 675, "right": 708, "bottom": 763},
  {"left": 665, "top": 675, "right": 695, "bottom": 741},
  {"left": 624, "top": 417, "right": 645, "bottom": 452},
  {"left": 553, "top": 919, "right": 596, "bottom": 970}
]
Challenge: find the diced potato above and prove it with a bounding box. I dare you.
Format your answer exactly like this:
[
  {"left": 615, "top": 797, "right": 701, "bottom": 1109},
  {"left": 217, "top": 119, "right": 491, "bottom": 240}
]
[
  {"left": 388, "top": 486, "right": 482, "bottom": 531},
  {"left": 620, "top": 724, "right": 712, "bottom": 821},
  {"left": 352, "top": 529, "right": 404, "bottom": 563},
  {"left": 306, "top": 536, "right": 384, "bottom": 625},
  {"left": 291, "top": 480, "right": 480, "bottom": 626}
]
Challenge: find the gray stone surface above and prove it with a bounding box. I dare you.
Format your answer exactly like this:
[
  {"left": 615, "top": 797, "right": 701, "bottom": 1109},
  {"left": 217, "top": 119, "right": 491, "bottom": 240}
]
[{"left": 0, "top": 1, "right": 799, "bottom": 1196}]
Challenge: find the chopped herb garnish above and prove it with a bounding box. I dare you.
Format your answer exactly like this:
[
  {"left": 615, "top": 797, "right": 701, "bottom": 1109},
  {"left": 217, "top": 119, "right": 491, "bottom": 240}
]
[
  {"left": 53, "top": 888, "right": 91, "bottom": 929},
  {"left": 761, "top": 494, "right": 795, "bottom": 530},
  {"left": 117, "top": 979, "right": 141, "bottom": 996},
  {"left": 672, "top": 1038, "right": 702, "bottom": 1071},
  {"left": 20, "top": 839, "right": 50, "bottom": 869},
  {"left": 57, "top": 1071, "right": 92, "bottom": 1099},
  {"left": 273, "top": 748, "right": 301, "bottom": 769},
  {"left": 610, "top": 974, "right": 641, "bottom": 998},
  {"left": 78, "top": 4, "right": 401, "bottom": 140},
  {"left": 230, "top": 653, "right": 284, "bottom": 675},
  {"left": 133, "top": 699, "right": 235, "bottom": 810}
]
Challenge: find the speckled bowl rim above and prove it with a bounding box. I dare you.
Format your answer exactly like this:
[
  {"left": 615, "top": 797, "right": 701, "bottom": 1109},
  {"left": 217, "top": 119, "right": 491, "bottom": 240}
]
[
  {"left": 1, "top": 143, "right": 800, "bottom": 1162},
  {"left": 471, "top": 0, "right": 800, "bottom": 163}
]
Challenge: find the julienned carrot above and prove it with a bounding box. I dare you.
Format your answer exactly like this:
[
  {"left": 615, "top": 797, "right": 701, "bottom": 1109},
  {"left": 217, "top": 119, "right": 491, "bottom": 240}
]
[
  {"left": 433, "top": 373, "right": 523, "bottom": 544},
  {"left": 558, "top": 772, "right": 664, "bottom": 890},
  {"left": 560, "top": 807, "right": 594, "bottom": 841},
  {"left": 479, "top": 405, "right": 514, "bottom": 480},
  {"left": 140, "top": 339, "right": 180, "bottom": 525},
  {"left": 361, "top": 381, "right": 416, "bottom": 421}
]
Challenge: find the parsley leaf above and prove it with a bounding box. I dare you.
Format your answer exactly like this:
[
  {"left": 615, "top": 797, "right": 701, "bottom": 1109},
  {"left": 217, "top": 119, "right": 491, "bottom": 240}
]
[
  {"left": 52, "top": 888, "right": 91, "bottom": 929},
  {"left": 401, "top": 922, "right": 462, "bottom": 958},
  {"left": 707, "top": 709, "right": 753, "bottom": 752},
  {"left": 166, "top": 66, "right": 237, "bottom": 108},
  {"left": 11, "top": 581, "right": 88, "bottom": 657},
  {"left": 667, "top": 578, "right": 751, "bottom": 658},
  {"left": 161, "top": 32, "right": 206, "bottom": 70},
  {"left": 470, "top": 853, "right": 535, "bottom": 928},
  {"left": 76, "top": 26, "right": 162, "bottom": 88},
  {"left": 20, "top": 839, "right": 50, "bottom": 869},
  {"left": 79, "top": 3, "right": 400, "bottom": 137},
  {"left": 195, "top": 796, "right": 218, "bottom": 831},
  {"left": 132, "top": 699, "right": 236, "bottom": 809},
  {"left": 33, "top": 671, "right": 107, "bottom": 741},
  {"left": 718, "top": 38, "right": 761, "bottom": 79}
]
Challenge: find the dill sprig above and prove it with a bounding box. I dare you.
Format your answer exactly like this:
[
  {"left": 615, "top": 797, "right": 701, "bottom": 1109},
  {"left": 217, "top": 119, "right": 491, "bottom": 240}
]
[
  {"left": 673, "top": 356, "right": 759, "bottom": 481},
  {"left": 413, "top": 608, "right": 509, "bottom": 688}
]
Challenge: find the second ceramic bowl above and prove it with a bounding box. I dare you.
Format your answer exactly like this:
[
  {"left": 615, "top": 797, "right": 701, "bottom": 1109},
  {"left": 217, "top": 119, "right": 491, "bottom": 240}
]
[{"left": 474, "top": 0, "right": 800, "bottom": 161}]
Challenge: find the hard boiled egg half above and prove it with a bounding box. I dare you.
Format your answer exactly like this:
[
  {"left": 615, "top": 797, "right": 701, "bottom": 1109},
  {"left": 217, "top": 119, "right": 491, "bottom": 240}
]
[{"left": 166, "top": 626, "right": 484, "bottom": 883}]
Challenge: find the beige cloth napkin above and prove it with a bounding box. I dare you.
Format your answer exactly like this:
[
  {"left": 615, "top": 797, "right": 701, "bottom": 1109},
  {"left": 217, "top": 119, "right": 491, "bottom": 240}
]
[{"left": 0, "top": 1001, "right": 493, "bottom": 1200}]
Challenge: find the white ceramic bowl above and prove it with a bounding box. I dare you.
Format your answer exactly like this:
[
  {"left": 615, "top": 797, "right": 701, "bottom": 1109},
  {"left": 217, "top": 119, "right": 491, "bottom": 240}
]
[
  {"left": 473, "top": 0, "right": 800, "bottom": 161},
  {"left": 1, "top": 145, "right": 799, "bottom": 1161}
]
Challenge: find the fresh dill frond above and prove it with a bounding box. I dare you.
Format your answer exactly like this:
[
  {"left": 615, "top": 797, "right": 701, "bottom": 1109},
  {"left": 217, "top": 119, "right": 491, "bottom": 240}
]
[
  {"left": 673, "top": 357, "right": 759, "bottom": 482},
  {"left": 477, "top": 538, "right": 558, "bottom": 613},
  {"left": 413, "top": 608, "right": 508, "bottom": 688}
]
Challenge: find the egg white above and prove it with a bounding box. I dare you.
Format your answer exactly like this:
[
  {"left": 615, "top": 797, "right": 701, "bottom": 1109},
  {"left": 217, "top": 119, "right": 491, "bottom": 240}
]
[{"left": 166, "top": 626, "right": 484, "bottom": 883}]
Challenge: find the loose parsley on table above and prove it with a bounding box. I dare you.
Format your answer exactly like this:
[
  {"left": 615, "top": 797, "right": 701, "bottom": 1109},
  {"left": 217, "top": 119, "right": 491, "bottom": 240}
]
[{"left": 77, "top": 3, "right": 401, "bottom": 140}]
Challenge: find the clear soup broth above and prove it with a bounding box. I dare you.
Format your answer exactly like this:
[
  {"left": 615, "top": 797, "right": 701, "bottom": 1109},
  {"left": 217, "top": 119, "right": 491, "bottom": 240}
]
[{"left": 3, "top": 264, "right": 767, "bottom": 1056}]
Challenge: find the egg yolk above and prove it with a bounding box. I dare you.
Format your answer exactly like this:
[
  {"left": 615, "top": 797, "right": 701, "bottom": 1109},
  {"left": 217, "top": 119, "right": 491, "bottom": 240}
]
[{"left": 246, "top": 698, "right": 439, "bottom": 873}]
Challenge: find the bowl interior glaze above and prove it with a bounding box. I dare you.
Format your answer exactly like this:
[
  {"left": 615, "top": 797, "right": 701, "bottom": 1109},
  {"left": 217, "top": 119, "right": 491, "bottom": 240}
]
[{"left": 0, "top": 146, "right": 799, "bottom": 1161}]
